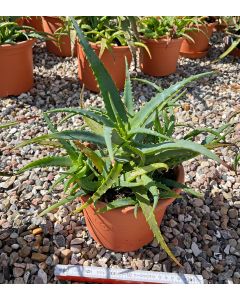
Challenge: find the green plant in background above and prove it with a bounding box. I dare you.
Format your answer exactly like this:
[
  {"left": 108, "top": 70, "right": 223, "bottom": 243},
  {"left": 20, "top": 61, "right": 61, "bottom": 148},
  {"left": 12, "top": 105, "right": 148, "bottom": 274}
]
[
  {"left": 54, "top": 16, "right": 149, "bottom": 63},
  {"left": 3, "top": 17, "right": 239, "bottom": 265},
  {"left": 215, "top": 17, "right": 240, "bottom": 61},
  {"left": 0, "top": 16, "right": 49, "bottom": 45},
  {"left": 138, "top": 16, "right": 206, "bottom": 41}
]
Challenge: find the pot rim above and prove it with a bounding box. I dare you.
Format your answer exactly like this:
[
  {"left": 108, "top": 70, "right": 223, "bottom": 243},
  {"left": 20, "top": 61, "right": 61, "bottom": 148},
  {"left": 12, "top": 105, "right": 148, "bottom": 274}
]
[
  {"left": 140, "top": 36, "right": 183, "bottom": 44},
  {"left": 77, "top": 41, "right": 130, "bottom": 52},
  {"left": 186, "top": 22, "right": 216, "bottom": 31},
  {"left": 0, "top": 38, "right": 35, "bottom": 50},
  {"left": 81, "top": 164, "right": 185, "bottom": 214},
  {"left": 180, "top": 45, "right": 210, "bottom": 55}
]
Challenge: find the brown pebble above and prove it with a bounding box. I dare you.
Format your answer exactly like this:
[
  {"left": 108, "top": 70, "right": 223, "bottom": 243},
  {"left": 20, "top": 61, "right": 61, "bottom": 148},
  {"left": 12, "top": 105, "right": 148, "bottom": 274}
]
[
  {"left": 32, "top": 228, "right": 43, "bottom": 235},
  {"left": 60, "top": 249, "right": 72, "bottom": 258},
  {"left": 182, "top": 103, "right": 190, "bottom": 111},
  {"left": 31, "top": 253, "right": 47, "bottom": 262}
]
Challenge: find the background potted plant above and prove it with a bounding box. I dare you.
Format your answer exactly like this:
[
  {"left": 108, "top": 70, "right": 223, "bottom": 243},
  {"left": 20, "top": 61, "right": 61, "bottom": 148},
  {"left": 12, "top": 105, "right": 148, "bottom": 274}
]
[
  {"left": 5, "top": 17, "right": 239, "bottom": 267},
  {"left": 0, "top": 17, "right": 47, "bottom": 97},
  {"left": 138, "top": 16, "right": 195, "bottom": 76},
  {"left": 23, "top": 16, "right": 43, "bottom": 32},
  {"left": 42, "top": 16, "right": 77, "bottom": 57},
  {"left": 180, "top": 16, "right": 216, "bottom": 59},
  {"left": 76, "top": 16, "right": 136, "bottom": 92}
]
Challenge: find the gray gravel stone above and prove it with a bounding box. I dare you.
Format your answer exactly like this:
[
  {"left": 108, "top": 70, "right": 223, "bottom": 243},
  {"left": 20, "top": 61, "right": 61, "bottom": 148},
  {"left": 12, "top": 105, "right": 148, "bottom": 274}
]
[
  {"left": 191, "top": 242, "right": 202, "bottom": 257},
  {"left": 13, "top": 267, "right": 24, "bottom": 278},
  {"left": 38, "top": 269, "right": 48, "bottom": 284}
]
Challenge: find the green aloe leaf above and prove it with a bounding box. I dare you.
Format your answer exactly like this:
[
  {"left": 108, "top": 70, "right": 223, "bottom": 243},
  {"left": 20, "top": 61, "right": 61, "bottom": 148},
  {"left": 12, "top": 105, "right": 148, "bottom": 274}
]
[
  {"left": 73, "top": 162, "right": 123, "bottom": 214},
  {"left": 47, "top": 108, "right": 114, "bottom": 127},
  {"left": 160, "top": 178, "right": 203, "bottom": 198},
  {"left": 234, "top": 153, "right": 240, "bottom": 171},
  {"left": 183, "top": 128, "right": 223, "bottom": 141},
  {"left": 70, "top": 17, "right": 128, "bottom": 124},
  {"left": 16, "top": 130, "right": 106, "bottom": 148},
  {"left": 131, "top": 72, "right": 214, "bottom": 130},
  {"left": 204, "top": 123, "right": 232, "bottom": 144},
  {"left": 215, "top": 37, "right": 240, "bottom": 62},
  {"left": 141, "top": 174, "right": 159, "bottom": 211},
  {"left": 43, "top": 112, "right": 79, "bottom": 162},
  {"left": 103, "top": 126, "right": 115, "bottom": 165},
  {"left": 17, "top": 156, "right": 73, "bottom": 174},
  {"left": 77, "top": 175, "right": 101, "bottom": 192},
  {"left": 135, "top": 188, "right": 182, "bottom": 266},
  {"left": 0, "top": 121, "right": 19, "bottom": 129},
  {"left": 128, "top": 127, "right": 173, "bottom": 141},
  {"left": 49, "top": 173, "right": 68, "bottom": 192},
  {"left": 121, "top": 162, "right": 168, "bottom": 182},
  {"left": 74, "top": 141, "right": 105, "bottom": 173},
  {"left": 139, "top": 140, "right": 222, "bottom": 164},
  {"left": 133, "top": 78, "right": 162, "bottom": 92},
  {"left": 39, "top": 191, "right": 84, "bottom": 217},
  {"left": 123, "top": 58, "right": 134, "bottom": 116},
  {"left": 97, "top": 197, "right": 136, "bottom": 214}
]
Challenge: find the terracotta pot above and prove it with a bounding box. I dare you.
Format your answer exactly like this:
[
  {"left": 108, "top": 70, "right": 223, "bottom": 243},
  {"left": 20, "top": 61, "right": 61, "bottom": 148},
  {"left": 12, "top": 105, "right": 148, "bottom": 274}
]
[
  {"left": 139, "top": 37, "right": 183, "bottom": 77},
  {"left": 42, "top": 16, "right": 76, "bottom": 57},
  {"left": 77, "top": 42, "right": 132, "bottom": 92},
  {"left": 0, "top": 39, "right": 35, "bottom": 97},
  {"left": 81, "top": 165, "right": 185, "bottom": 252},
  {"left": 214, "top": 23, "right": 227, "bottom": 32},
  {"left": 16, "top": 18, "right": 24, "bottom": 26},
  {"left": 23, "top": 17, "right": 43, "bottom": 32},
  {"left": 180, "top": 23, "right": 215, "bottom": 59}
]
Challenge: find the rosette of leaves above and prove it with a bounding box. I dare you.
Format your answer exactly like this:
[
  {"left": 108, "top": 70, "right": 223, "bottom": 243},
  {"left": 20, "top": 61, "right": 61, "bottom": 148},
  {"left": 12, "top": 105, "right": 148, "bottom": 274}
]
[
  {"left": 77, "top": 16, "right": 149, "bottom": 61},
  {"left": 137, "top": 16, "right": 204, "bottom": 41},
  {"left": 5, "top": 17, "right": 239, "bottom": 266},
  {"left": 0, "top": 16, "right": 48, "bottom": 45}
]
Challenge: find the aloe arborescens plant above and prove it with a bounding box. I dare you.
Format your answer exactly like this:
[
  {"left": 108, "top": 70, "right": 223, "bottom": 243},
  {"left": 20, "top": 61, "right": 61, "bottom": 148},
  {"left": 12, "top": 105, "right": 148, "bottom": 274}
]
[{"left": 6, "top": 17, "right": 239, "bottom": 266}]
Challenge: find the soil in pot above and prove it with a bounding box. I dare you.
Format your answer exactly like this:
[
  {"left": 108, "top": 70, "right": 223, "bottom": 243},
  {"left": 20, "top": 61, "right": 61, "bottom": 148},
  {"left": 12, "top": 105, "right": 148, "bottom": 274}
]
[
  {"left": 180, "top": 23, "right": 215, "bottom": 59},
  {"left": 77, "top": 42, "right": 132, "bottom": 92},
  {"left": 80, "top": 165, "right": 185, "bottom": 252},
  {"left": 42, "top": 16, "right": 76, "bottom": 57},
  {"left": 139, "top": 37, "right": 183, "bottom": 77},
  {"left": 0, "top": 39, "right": 35, "bottom": 97},
  {"left": 23, "top": 17, "right": 43, "bottom": 32}
]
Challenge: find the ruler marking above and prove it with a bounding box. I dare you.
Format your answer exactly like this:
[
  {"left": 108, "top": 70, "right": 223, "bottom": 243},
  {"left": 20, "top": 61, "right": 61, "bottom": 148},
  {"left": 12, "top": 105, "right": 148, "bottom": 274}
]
[{"left": 55, "top": 265, "right": 204, "bottom": 284}]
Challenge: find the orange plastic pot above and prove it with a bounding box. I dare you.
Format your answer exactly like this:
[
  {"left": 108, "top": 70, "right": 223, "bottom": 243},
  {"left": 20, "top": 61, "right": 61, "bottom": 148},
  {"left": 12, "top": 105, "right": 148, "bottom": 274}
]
[
  {"left": 0, "top": 39, "right": 35, "bottom": 97},
  {"left": 80, "top": 165, "right": 184, "bottom": 252},
  {"left": 77, "top": 42, "right": 132, "bottom": 92},
  {"left": 42, "top": 16, "right": 75, "bottom": 57},
  {"left": 16, "top": 18, "right": 24, "bottom": 26},
  {"left": 23, "top": 17, "right": 43, "bottom": 32},
  {"left": 180, "top": 23, "right": 215, "bottom": 59},
  {"left": 139, "top": 37, "right": 183, "bottom": 77}
]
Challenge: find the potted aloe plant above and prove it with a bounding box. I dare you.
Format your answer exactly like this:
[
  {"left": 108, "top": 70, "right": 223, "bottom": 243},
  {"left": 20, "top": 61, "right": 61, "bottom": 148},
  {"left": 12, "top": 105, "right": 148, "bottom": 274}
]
[
  {"left": 138, "top": 16, "right": 195, "bottom": 76},
  {"left": 76, "top": 16, "right": 143, "bottom": 92},
  {"left": 3, "top": 17, "right": 239, "bottom": 266},
  {"left": 180, "top": 16, "right": 216, "bottom": 59},
  {"left": 0, "top": 17, "right": 47, "bottom": 97},
  {"left": 42, "top": 16, "right": 77, "bottom": 57}
]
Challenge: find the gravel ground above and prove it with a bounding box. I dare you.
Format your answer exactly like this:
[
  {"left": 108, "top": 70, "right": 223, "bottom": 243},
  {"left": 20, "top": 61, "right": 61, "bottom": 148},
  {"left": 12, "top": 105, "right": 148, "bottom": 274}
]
[{"left": 0, "top": 31, "right": 240, "bottom": 284}]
